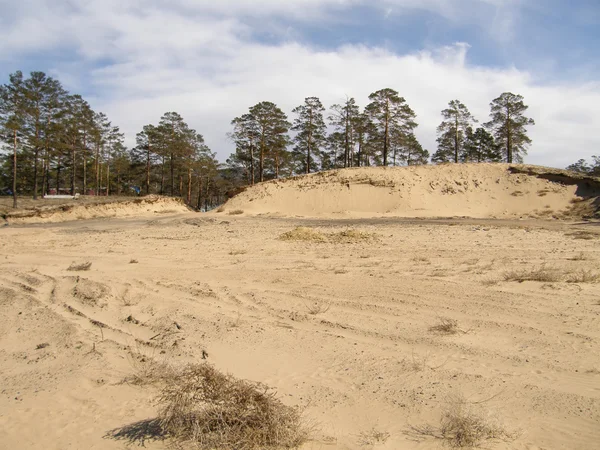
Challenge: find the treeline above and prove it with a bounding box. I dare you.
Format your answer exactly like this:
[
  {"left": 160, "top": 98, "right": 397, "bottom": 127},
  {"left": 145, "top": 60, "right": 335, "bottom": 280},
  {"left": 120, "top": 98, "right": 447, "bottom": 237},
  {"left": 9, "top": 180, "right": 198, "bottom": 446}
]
[
  {"left": 227, "top": 90, "right": 536, "bottom": 184},
  {"left": 1, "top": 70, "right": 538, "bottom": 208},
  {"left": 566, "top": 157, "right": 600, "bottom": 176},
  {"left": 0, "top": 71, "right": 228, "bottom": 209}
]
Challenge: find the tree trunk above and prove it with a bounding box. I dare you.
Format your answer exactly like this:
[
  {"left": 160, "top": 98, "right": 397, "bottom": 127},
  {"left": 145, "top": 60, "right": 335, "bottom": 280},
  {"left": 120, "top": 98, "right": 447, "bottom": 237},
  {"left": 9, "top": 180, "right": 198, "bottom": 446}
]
[
  {"left": 107, "top": 163, "right": 110, "bottom": 196},
  {"left": 383, "top": 119, "right": 389, "bottom": 166},
  {"left": 250, "top": 143, "right": 255, "bottom": 185},
  {"left": 259, "top": 136, "right": 264, "bottom": 183},
  {"left": 95, "top": 143, "right": 100, "bottom": 196},
  {"left": 146, "top": 145, "right": 151, "bottom": 195},
  {"left": 179, "top": 174, "right": 183, "bottom": 197},
  {"left": 160, "top": 155, "right": 165, "bottom": 195},
  {"left": 71, "top": 139, "right": 76, "bottom": 196},
  {"left": 187, "top": 168, "right": 192, "bottom": 204},
  {"left": 196, "top": 175, "right": 202, "bottom": 210},
  {"left": 82, "top": 131, "right": 87, "bottom": 194},
  {"left": 170, "top": 153, "right": 175, "bottom": 196},
  {"left": 33, "top": 122, "right": 40, "bottom": 200},
  {"left": 506, "top": 108, "right": 512, "bottom": 163},
  {"left": 12, "top": 130, "right": 18, "bottom": 208},
  {"left": 454, "top": 116, "right": 459, "bottom": 163}
]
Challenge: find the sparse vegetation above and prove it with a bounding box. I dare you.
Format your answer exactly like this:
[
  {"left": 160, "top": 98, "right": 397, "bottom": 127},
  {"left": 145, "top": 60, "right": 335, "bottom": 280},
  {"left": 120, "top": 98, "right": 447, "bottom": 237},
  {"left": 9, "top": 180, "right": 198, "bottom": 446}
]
[
  {"left": 156, "top": 363, "right": 309, "bottom": 450},
  {"left": 429, "top": 317, "right": 460, "bottom": 335},
  {"left": 567, "top": 270, "right": 600, "bottom": 284},
  {"left": 129, "top": 259, "right": 139, "bottom": 264},
  {"left": 357, "top": 427, "right": 390, "bottom": 446},
  {"left": 411, "top": 394, "right": 514, "bottom": 448},
  {"left": 280, "top": 227, "right": 377, "bottom": 244},
  {"left": 510, "top": 190, "right": 524, "bottom": 197},
  {"left": 229, "top": 249, "right": 248, "bottom": 256},
  {"left": 503, "top": 266, "right": 561, "bottom": 283},
  {"left": 36, "top": 342, "right": 50, "bottom": 350},
  {"left": 228, "top": 209, "right": 244, "bottom": 215},
  {"left": 67, "top": 261, "right": 92, "bottom": 271}
]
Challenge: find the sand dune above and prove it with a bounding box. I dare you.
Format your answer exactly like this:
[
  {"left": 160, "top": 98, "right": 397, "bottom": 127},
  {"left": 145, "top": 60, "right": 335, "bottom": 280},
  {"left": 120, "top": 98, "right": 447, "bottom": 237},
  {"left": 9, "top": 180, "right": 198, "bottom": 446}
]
[
  {"left": 222, "top": 164, "right": 600, "bottom": 219},
  {"left": 2, "top": 195, "right": 190, "bottom": 225}
]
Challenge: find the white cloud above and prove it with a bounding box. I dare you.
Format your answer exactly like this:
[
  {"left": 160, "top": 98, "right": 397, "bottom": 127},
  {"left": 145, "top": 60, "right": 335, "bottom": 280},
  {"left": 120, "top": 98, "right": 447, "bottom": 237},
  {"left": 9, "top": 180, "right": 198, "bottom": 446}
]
[{"left": 1, "top": 0, "right": 598, "bottom": 168}]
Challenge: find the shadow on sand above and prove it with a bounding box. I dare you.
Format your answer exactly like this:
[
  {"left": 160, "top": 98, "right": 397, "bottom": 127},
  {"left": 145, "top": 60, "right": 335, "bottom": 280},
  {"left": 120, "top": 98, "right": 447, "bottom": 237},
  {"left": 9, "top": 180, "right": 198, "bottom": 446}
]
[{"left": 104, "top": 418, "right": 167, "bottom": 446}]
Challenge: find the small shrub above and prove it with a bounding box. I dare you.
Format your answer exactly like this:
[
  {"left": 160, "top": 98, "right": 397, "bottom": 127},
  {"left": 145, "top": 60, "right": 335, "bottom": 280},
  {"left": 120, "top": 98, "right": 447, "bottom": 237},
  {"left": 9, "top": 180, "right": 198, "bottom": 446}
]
[
  {"left": 440, "top": 395, "right": 512, "bottom": 448},
  {"left": 229, "top": 249, "right": 248, "bottom": 256},
  {"left": 411, "top": 394, "right": 513, "bottom": 448},
  {"left": 503, "top": 266, "right": 561, "bottom": 283},
  {"left": 567, "top": 270, "right": 600, "bottom": 284},
  {"left": 228, "top": 209, "right": 244, "bottom": 215},
  {"left": 357, "top": 427, "right": 390, "bottom": 446},
  {"left": 157, "top": 363, "right": 309, "bottom": 450},
  {"left": 510, "top": 190, "right": 524, "bottom": 197},
  {"left": 429, "top": 317, "right": 460, "bottom": 335},
  {"left": 36, "top": 342, "right": 50, "bottom": 350},
  {"left": 67, "top": 261, "right": 92, "bottom": 271},
  {"left": 129, "top": 259, "right": 139, "bottom": 264}
]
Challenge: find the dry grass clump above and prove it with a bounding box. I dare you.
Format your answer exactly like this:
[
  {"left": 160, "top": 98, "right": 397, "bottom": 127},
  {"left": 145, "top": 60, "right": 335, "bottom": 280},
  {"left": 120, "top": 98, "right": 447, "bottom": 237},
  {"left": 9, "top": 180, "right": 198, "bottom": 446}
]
[
  {"left": 412, "top": 394, "right": 513, "bottom": 448},
  {"left": 429, "top": 317, "right": 460, "bottom": 335},
  {"left": 356, "top": 427, "right": 390, "bottom": 446},
  {"left": 328, "top": 229, "right": 378, "bottom": 244},
  {"left": 280, "top": 227, "right": 377, "bottom": 244},
  {"left": 439, "top": 395, "right": 512, "bottom": 448},
  {"left": 228, "top": 209, "right": 244, "bottom": 215},
  {"left": 67, "top": 261, "right": 92, "bottom": 271},
  {"left": 503, "top": 266, "right": 561, "bottom": 283},
  {"left": 567, "top": 269, "right": 600, "bottom": 284},
  {"left": 280, "top": 227, "right": 327, "bottom": 242},
  {"left": 510, "top": 190, "right": 524, "bottom": 197},
  {"left": 157, "top": 363, "right": 309, "bottom": 450},
  {"left": 229, "top": 249, "right": 248, "bottom": 256}
]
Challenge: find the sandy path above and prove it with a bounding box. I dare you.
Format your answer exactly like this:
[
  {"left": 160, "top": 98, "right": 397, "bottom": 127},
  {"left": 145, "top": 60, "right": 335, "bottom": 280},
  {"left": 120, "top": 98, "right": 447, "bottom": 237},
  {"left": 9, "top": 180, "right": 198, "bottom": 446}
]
[{"left": 1, "top": 213, "right": 599, "bottom": 449}]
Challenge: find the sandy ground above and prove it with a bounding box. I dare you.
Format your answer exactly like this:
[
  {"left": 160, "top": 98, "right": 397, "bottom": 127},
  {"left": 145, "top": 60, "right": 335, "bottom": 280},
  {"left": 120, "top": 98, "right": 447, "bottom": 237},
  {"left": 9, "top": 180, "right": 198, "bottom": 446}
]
[{"left": 1, "top": 211, "right": 599, "bottom": 449}]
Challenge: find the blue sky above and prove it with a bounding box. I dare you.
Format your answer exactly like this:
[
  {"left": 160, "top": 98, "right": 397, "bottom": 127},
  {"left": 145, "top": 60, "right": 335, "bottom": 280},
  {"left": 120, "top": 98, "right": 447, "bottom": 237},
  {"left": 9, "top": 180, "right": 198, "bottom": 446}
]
[{"left": 1, "top": 0, "right": 599, "bottom": 168}]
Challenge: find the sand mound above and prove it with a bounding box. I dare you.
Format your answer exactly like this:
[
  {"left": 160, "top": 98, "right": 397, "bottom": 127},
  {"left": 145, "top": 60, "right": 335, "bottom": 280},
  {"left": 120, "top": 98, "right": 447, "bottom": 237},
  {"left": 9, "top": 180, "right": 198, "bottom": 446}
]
[
  {"left": 220, "top": 164, "right": 600, "bottom": 219},
  {"left": 3, "top": 195, "right": 191, "bottom": 224}
]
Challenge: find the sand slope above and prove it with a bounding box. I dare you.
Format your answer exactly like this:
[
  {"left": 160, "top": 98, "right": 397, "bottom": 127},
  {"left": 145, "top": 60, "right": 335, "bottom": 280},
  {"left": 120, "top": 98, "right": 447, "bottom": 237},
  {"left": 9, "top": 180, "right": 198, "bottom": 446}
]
[
  {"left": 222, "top": 164, "right": 599, "bottom": 219},
  {"left": 3, "top": 195, "right": 191, "bottom": 225}
]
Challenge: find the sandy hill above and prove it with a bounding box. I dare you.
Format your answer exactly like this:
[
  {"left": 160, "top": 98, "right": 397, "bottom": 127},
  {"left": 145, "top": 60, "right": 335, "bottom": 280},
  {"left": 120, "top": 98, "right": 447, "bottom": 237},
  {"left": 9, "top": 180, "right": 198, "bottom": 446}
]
[
  {"left": 2, "top": 195, "right": 190, "bottom": 225},
  {"left": 221, "top": 164, "right": 600, "bottom": 219}
]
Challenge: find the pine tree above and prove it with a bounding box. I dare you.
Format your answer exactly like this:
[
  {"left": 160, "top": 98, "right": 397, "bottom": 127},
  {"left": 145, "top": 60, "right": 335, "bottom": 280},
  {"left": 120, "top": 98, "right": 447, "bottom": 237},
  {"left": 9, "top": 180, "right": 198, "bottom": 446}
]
[
  {"left": 365, "top": 89, "right": 417, "bottom": 166},
  {"left": 229, "top": 114, "right": 259, "bottom": 185},
  {"left": 402, "top": 134, "right": 430, "bottom": 166},
  {"left": 247, "top": 102, "right": 290, "bottom": 182},
  {"left": 432, "top": 100, "right": 477, "bottom": 164},
  {"left": 292, "top": 97, "right": 327, "bottom": 174},
  {"left": 329, "top": 97, "right": 360, "bottom": 168},
  {"left": 463, "top": 127, "right": 502, "bottom": 163},
  {"left": 0, "top": 71, "right": 27, "bottom": 207},
  {"left": 486, "top": 92, "right": 535, "bottom": 163}
]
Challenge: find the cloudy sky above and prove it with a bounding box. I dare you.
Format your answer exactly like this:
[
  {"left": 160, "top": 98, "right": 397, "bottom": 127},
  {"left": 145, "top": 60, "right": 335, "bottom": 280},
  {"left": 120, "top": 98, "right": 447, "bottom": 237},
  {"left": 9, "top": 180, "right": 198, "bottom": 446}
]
[{"left": 1, "top": 0, "right": 599, "bottom": 168}]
